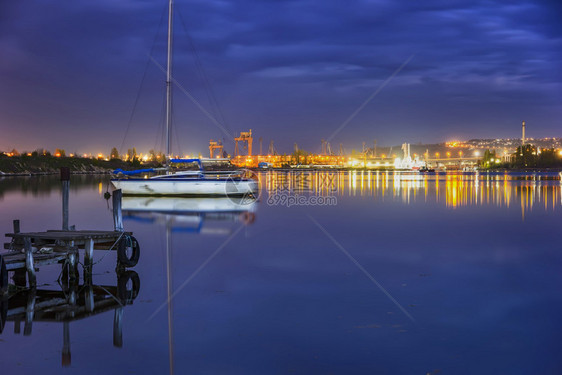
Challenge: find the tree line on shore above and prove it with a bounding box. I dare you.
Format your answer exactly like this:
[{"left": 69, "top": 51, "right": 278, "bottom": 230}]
[
  {"left": 0, "top": 146, "right": 163, "bottom": 174},
  {"left": 479, "top": 145, "right": 562, "bottom": 169}
]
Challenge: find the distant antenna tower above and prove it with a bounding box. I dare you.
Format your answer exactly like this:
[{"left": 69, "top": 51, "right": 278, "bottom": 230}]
[
  {"left": 268, "top": 140, "right": 276, "bottom": 155},
  {"left": 522, "top": 121, "right": 526, "bottom": 146}
]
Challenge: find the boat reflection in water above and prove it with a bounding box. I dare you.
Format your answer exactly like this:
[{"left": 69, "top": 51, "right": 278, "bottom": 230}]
[
  {"left": 122, "top": 196, "right": 258, "bottom": 234},
  {"left": 122, "top": 196, "right": 257, "bottom": 374},
  {"left": 0, "top": 270, "right": 140, "bottom": 367}
]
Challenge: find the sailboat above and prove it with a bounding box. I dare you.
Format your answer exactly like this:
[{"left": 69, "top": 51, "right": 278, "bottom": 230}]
[{"left": 111, "top": 0, "right": 258, "bottom": 197}]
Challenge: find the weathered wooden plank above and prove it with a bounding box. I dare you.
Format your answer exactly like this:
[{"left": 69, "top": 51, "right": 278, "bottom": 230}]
[
  {"left": 4, "top": 254, "right": 68, "bottom": 271},
  {"left": 7, "top": 231, "right": 131, "bottom": 242}
]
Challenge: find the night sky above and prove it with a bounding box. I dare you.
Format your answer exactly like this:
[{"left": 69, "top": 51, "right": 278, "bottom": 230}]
[{"left": 1, "top": 0, "right": 560, "bottom": 155}]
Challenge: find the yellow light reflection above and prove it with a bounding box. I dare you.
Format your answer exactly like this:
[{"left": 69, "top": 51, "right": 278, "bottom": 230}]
[{"left": 262, "top": 171, "right": 561, "bottom": 218}]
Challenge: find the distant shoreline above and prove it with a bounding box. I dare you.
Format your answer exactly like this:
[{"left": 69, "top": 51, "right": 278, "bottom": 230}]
[
  {"left": 0, "top": 170, "right": 112, "bottom": 177},
  {"left": 0, "top": 154, "right": 159, "bottom": 177},
  {"left": 2, "top": 167, "right": 562, "bottom": 177}
]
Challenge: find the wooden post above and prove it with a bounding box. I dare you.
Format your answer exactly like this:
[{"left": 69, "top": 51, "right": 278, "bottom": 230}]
[
  {"left": 113, "top": 307, "right": 123, "bottom": 347},
  {"left": 62, "top": 321, "right": 71, "bottom": 367},
  {"left": 24, "top": 289, "right": 36, "bottom": 336},
  {"left": 85, "top": 285, "right": 94, "bottom": 312},
  {"left": 84, "top": 239, "right": 94, "bottom": 282},
  {"left": 84, "top": 239, "right": 94, "bottom": 267},
  {"left": 24, "top": 237, "right": 36, "bottom": 287},
  {"left": 61, "top": 167, "right": 70, "bottom": 231},
  {"left": 113, "top": 189, "right": 123, "bottom": 231},
  {"left": 13, "top": 219, "right": 20, "bottom": 234},
  {"left": 68, "top": 252, "right": 77, "bottom": 281},
  {"left": 69, "top": 285, "right": 76, "bottom": 305}
]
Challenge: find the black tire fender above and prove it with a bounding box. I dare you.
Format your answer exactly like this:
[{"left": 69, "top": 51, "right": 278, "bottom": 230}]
[
  {"left": 117, "top": 270, "right": 141, "bottom": 304},
  {"left": 117, "top": 235, "right": 140, "bottom": 267}
]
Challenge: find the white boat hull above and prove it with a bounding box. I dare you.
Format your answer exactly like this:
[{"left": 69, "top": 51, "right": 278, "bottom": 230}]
[{"left": 111, "top": 178, "right": 259, "bottom": 196}]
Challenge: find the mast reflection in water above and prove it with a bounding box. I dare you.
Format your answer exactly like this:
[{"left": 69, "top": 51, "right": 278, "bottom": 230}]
[{"left": 122, "top": 196, "right": 257, "bottom": 374}]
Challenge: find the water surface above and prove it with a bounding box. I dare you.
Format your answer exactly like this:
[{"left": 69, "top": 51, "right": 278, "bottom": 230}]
[{"left": 1, "top": 172, "right": 561, "bottom": 374}]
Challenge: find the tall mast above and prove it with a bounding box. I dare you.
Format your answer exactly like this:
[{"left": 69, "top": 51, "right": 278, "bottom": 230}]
[{"left": 165, "top": 0, "right": 174, "bottom": 167}]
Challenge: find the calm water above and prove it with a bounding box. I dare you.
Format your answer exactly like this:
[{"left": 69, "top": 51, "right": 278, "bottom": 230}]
[{"left": 1, "top": 171, "right": 561, "bottom": 374}]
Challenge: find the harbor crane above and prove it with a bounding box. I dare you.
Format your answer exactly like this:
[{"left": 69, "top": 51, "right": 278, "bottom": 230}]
[
  {"left": 234, "top": 130, "right": 253, "bottom": 156},
  {"left": 209, "top": 140, "right": 224, "bottom": 158}
]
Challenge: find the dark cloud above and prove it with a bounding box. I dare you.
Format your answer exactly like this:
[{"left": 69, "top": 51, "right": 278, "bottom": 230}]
[{"left": 0, "top": 0, "right": 560, "bottom": 154}]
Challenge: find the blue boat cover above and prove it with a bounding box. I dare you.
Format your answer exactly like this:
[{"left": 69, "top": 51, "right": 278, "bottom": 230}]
[
  {"left": 170, "top": 158, "right": 203, "bottom": 170},
  {"left": 113, "top": 168, "right": 155, "bottom": 175}
]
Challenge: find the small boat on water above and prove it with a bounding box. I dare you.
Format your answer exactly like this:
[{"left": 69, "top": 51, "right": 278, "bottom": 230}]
[
  {"left": 419, "top": 166, "right": 435, "bottom": 173},
  {"left": 111, "top": 159, "right": 258, "bottom": 196},
  {"left": 112, "top": 0, "right": 257, "bottom": 197}
]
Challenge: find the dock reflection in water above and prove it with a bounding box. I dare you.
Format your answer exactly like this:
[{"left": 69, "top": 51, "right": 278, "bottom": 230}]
[
  {"left": 0, "top": 270, "right": 140, "bottom": 367},
  {"left": 262, "top": 171, "right": 562, "bottom": 213}
]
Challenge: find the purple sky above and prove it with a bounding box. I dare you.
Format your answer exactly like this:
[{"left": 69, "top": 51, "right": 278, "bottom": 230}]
[{"left": 0, "top": 0, "right": 560, "bottom": 155}]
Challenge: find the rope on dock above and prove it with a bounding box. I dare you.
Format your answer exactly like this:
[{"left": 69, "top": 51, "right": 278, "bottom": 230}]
[
  {"left": 81, "top": 232, "right": 126, "bottom": 267},
  {"left": 56, "top": 232, "right": 126, "bottom": 282}
]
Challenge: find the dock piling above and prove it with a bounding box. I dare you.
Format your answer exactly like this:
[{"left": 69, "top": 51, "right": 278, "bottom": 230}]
[
  {"left": 83, "top": 238, "right": 94, "bottom": 282},
  {"left": 85, "top": 285, "right": 94, "bottom": 312},
  {"left": 13, "top": 220, "right": 20, "bottom": 234},
  {"left": 24, "top": 289, "right": 36, "bottom": 336},
  {"left": 113, "top": 307, "right": 123, "bottom": 347},
  {"left": 24, "top": 238, "right": 36, "bottom": 288},
  {"left": 68, "top": 252, "right": 78, "bottom": 281},
  {"left": 62, "top": 321, "right": 71, "bottom": 367},
  {"left": 61, "top": 167, "right": 70, "bottom": 231},
  {"left": 113, "top": 189, "right": 123, "bottom": 232}
]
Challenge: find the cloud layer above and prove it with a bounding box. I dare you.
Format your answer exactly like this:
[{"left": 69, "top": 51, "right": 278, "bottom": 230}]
[{"left": 1, "top": 0, "right": 560, "bottom": 153}]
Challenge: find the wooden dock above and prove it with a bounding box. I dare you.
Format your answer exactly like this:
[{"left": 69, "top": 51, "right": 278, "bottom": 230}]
[
  {"left": 2, "top": 227, "right": 138, "bottom": 290},
  {"left": 0, "top": 171, "right": 139, "bottom": 292},
  {"left": 0, "top": 171, "right": 142, "bottom": 366}
]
